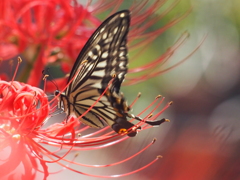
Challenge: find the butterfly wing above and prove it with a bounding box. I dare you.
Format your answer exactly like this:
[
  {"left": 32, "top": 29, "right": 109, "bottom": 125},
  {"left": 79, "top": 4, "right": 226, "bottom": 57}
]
[
  {"left": 62, "top": 10, "right": 134, "bottom": 132},
  {"left": 66, "top": 10, "right": 129, "bottom": 94}
]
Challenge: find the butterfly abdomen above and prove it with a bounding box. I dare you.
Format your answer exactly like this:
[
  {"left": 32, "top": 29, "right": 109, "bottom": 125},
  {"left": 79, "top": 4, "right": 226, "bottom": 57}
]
[{"left": 112, "top": 117, "right": 140, "bottom": 137}]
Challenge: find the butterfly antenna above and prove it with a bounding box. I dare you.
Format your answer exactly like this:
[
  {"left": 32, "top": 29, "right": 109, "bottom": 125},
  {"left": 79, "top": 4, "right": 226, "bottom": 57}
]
[{"left": 42, "top": 68, "right": 59, "bottom": 90}]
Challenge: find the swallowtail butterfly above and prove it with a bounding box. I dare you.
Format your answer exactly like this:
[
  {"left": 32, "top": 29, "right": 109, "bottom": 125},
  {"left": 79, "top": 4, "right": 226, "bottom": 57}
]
[{"left": 55, "top": 10, "right": 165, "bottom": 137}]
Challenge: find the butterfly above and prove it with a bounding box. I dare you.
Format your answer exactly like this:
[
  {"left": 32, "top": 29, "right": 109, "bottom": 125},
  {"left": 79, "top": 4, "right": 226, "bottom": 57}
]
[{"left": 55, "top": 10, "right": 165, "bottom": 137}]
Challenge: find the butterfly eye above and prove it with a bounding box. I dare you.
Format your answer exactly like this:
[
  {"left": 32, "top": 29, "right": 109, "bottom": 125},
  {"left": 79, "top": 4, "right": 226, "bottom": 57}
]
[{"left": 54, "top": 90, "right": 60, "bottom": 96}]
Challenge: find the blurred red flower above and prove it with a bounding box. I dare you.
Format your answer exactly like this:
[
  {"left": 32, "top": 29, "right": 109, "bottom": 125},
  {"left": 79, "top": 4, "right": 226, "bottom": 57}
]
[{"left": 0, "top": 0, "right": 191, "bottom": 90}]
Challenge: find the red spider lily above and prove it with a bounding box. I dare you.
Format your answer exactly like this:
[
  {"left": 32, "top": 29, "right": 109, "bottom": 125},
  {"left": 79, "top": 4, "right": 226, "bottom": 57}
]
[
  {"left": 0, "top": 0, "right": 194, "bottom": 91},
  {"left": 0, "top": 79, "right": 49, "bottom": 179},
  {"left": 0, "top": 58, "right": 171, "bottom": 179}
]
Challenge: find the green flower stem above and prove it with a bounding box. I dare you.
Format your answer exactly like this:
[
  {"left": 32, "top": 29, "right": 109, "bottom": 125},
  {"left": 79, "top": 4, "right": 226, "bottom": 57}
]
[{"left": 18, "top": 45, "right": 42, "bottom": 82}]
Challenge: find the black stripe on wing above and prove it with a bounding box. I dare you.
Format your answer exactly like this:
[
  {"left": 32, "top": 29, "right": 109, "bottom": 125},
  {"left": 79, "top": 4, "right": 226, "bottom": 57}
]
[{"left": 65, "top": 10, "right": 130, "bottom": 96}]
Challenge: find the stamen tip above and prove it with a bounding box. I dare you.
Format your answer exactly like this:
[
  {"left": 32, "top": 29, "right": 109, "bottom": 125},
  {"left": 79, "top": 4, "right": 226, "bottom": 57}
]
[
  {"left": 138, "top": 92, "right": 141, "bottom": 98},
  {"left": 152, "top": 138, "right": 157, "bottom": 144},
  {"left": 148, "top": 114, "right": 153, "bottom": 119},
  {"left": 165, "top": 119, "right": 170, "bottom": 122},
  {"left": 156, "top": 95, "right": 162, "bottom": 99},
  {"left": 157, "top": 155, "right": 163, "bottom": 159},
  {"left": 17, "top": 56, "right": 23, "bottom": 63},
  {"left": 75, "top": 153, "right": 80, "bottom": 157},
  {"left": 65, "top": 73, "right": 70, "bottom": 78},
  {"left": 169, "top": 101, "right": 173, "bottom": 105},
  {"left": 43, "top": 74, "right": 49, "bottom": 80}
]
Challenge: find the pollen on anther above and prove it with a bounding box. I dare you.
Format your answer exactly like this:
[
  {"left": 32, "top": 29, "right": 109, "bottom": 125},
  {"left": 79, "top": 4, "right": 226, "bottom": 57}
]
[
  {"left": 152, "top": 138, "right": 157, "bottom": 144},
  {"left": 137, "top": 92, "right": 141, "bottom": 98},
  {"left": 65, "top": 73, "right": 70, "bottom": 78},
  {"left": 148, "top": 114, "right": 153, "bottom": 119},
  {"left": 43, "top": 74, "right": 49, "bottom": 81},
  {"left": 156, "top": 95, "right": 162, "bottom": 99},
  {"left": 74, "top": 153, "right": 80, "bottom": 158},
  {"left": 17, "top": 56, "right": 22, "bottom": 63}
]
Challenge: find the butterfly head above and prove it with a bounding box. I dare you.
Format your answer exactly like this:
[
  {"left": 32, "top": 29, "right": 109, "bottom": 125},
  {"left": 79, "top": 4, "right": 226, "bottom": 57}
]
[
  {"left": 54, "top": 90, "right": 69, "bottom": 114},
  {"left": 54, "top": 90, "right": 60, "bottom": 96}
]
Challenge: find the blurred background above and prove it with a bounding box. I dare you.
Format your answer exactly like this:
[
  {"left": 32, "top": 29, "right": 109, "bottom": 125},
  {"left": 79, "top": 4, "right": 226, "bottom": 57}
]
[{"left": 1, "top": 0, "right": 240, "bottom": 179}]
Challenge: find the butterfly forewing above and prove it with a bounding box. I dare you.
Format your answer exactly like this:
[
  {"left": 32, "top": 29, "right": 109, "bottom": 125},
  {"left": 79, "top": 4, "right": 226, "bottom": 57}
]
[
  {"left": 66, "top": 11, "right": 129, "bottom": 95},
  {"left": 61, "top": 10, "right": 131, "bottom": 130}
]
